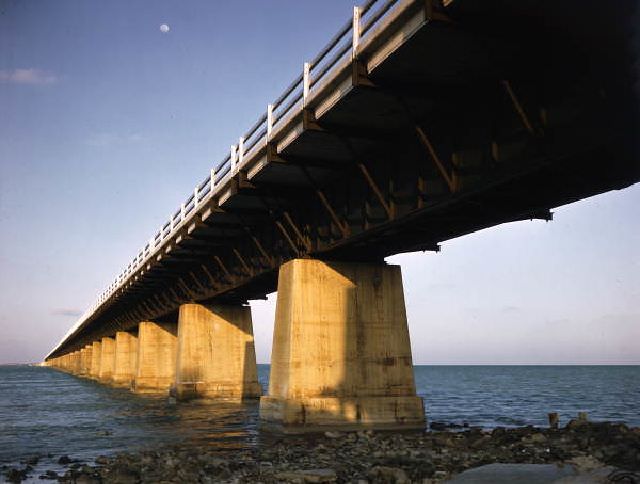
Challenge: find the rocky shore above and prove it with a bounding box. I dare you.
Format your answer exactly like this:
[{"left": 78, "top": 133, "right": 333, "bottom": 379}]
[{"left": 3, "top": 419, "right": 639, "bottom": 483}]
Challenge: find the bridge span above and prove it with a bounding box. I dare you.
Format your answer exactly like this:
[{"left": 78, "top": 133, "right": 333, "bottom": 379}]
[{"left": 45, "top": 0, "right": 639, "bottom": 432}]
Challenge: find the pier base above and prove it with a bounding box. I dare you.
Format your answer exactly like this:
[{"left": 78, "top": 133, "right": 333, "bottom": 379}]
[
  {"left": 112, "top": 331, "right": 138, "bottom": 388},
  {"left": 90, "top": 341, "right": 101, "bottom": 379},
  {"left": 174, "top": 303, "right": 262, "bottom": 401},
  {"left": 99, "top": 337, "right": 115, "bottom": 382},
  {"left": 260, "top": 259, "right": 425, "bottom": 433},
  {"left": 132, "top": 321, "right": 177, "bottom": 394}
]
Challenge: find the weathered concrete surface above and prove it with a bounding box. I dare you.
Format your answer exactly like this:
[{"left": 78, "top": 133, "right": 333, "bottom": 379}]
[
  {"left": 90, "top": 341, "right": 102, "bottom": 379},
  {"left": 132, "top": 321, "right": 177, "bottom": 394},
  {"left": 83, "top": 345, "right": 93, "bottom": 375},
  {"left": 175, "top": 303, "right": 262, "bottom": 401},
  {"left": 71, "top": 351, "right": 81, "bottom": 374},
  {"left": 112, "top": 331, "right": 138, "bottom": 388},
  {"left": 79, "top": 346, "right": 92, "bottom": 376},
  {"left": 260, "top": 259, "right": 425, "bottom": 433},
  {"left": 98, "top": 337, "right": 115, "bottom": 382}
]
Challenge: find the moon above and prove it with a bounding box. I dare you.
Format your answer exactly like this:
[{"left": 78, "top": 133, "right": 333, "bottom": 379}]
[{"left": 160, "top": 24, "right": 170, "bottom": 33}]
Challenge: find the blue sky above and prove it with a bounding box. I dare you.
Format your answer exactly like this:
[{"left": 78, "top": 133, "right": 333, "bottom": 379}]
[{"left": 1, "top": 0, "right": 638, "bottom": 365}]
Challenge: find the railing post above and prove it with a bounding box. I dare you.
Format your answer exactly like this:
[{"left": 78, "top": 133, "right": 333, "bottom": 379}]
[
  {"left": 303, "top": 62, "right": 311, "bottom": 106},
  {"left": 267, "top": 104, "right": 274, "bottom": 140},
  {"left": 352, "top": 6, "right": 362, "bottom": 58},
  {"left": 194, "top": 186, "right": 199, "bottom": 207},
  {"left": 181, "top": 203, "right": 186, "bottom": 219},
  {"left": 231, "top": 144, "right": 237, "bottom": 171},
  {"left": 210, "top": 168, "right": 215, "bottom": 191},
  {"left": 238, "top": 137, "right": 245, "bottom": 167}
]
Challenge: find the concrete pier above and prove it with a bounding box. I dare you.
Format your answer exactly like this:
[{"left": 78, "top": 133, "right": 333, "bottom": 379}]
[
  {"left": 90, "top": 341, "right": 102, "bottom": 379},
  {"left": 79, "top": 346, "right": 92, "bottom": 376},
  {"left": 260, "top": 259, "right": 425, "bottom": 433},
  {"left": 98, "top": 337, "right": 115, "bottom": 382},
  {"left": 174, "top": 303, "right": 262, "bottom": 401},
  {"left": 112, "top": 331, "right": 138, "bottom": 388},
  {"left": 133, "top": 321, "right": 177, "bottom": 394},
  {"left": 71, "top": 351, "right": 81, "bottom": 374}
]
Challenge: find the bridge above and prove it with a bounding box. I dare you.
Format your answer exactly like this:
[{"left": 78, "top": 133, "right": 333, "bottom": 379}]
[{"left": 45, "top": 0, "right": 639, "bottom": 432}]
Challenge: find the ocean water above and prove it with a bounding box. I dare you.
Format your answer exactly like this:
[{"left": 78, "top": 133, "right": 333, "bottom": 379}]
[{"left": 0, "top": 365, "right": 638, "bottom": 471}]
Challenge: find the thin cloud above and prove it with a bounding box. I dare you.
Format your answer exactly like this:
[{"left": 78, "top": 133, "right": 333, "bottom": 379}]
[
  {"left": 0, "top": 68, "right": 58, "bottom": 85},
  {"left": 502, "top": 305, "right": 521, "bottom": 313},
  {"left": 51, "top": 308, "right": 82, "bottom": 317},
  {"left": 85, "top": 132, "right": 146, "bottom": 148}
]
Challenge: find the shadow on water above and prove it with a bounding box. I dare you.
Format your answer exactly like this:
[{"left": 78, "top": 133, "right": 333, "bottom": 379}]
[{"left": 0, "top": 365, "right": 268, "bottom": 468}]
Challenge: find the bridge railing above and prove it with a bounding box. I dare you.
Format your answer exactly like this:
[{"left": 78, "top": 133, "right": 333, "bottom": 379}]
[{"left": 49, "top": 0, "right": 411, "bottom": 358}]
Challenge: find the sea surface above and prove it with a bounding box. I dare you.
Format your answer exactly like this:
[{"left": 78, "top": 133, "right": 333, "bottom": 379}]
[{"left": 1, "top": 365, "right": 638, "bottom": 474}]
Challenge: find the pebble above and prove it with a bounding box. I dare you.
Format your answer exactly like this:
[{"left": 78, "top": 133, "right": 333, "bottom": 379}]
[{"left": 275, "top": 468, "right": 337, "bottom": 483}]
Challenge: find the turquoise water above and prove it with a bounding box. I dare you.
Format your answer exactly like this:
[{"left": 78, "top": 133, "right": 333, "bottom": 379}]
[{"left": 1, "top": 365, "right": 638, "bottom": 469}]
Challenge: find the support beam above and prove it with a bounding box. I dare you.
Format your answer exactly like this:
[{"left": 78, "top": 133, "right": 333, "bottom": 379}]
[
  {"left": 132, "top": 321, "right": 177, "bottom": 394},
  {"left": 174, "top": 303, "right": 262, "bottom": 401},
  {"left": 260, "top": 258, "right": 425, "bottom": 433},
  {"left": 98, "top": 337, "right": 115, "bottom": 382},
  {"left": 112, "top": 331, "right": 138, "bottom": 388}
]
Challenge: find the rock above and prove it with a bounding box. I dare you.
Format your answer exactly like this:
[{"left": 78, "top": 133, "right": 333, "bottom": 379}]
[
  {"left": 108, "top": 466, "right": 140, "bottom": 484},
  {"left": 521, "top": 433, "right": 547, "bottom": 444},
  {"left": 434, "top": 469, "right": 449, "bottom": 479},
  {"left": 567, "top": 455, "right": 604, "bottom": 472},
  {"left": 548, "top": 412, "right": 559, "bottom": 429},
  {"left": 75, "top": 475, "right": 101, "bottom": 484},
  {"left": 24, "top": 456, "right": 39, "bottom": 466},
  {"left": 430, "top": 422, "right": 447, "bottom": 431},
  {"left": 4, "top": 467, "right": 29, "bottom": 483},
  {"left": 58, "top": 455, "right": 72, "bottom": 465},
  {"left": 367, "top": 466, "right": 410, "bottom": 483},
  {"left": 324, "top": 431, "right": 342, "bottom": 439},
  {"left": 275, "top": 468, "right": 337, "bottom": 482},
  {"left": 95, "top": 456, "right": 110, "bottom": 465}
]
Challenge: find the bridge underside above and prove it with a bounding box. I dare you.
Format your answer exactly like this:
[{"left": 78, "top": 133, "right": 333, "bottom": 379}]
[
  {"left": 46, "top": 1, "right": 639, "bottom": 431},
  {"left": 57, "top": 0, "right": 637, "bottom": 349}
]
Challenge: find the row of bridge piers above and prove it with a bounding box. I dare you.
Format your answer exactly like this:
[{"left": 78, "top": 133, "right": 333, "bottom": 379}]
[{"left": 45, "top": 259, "right": 425, "bottom": 433}]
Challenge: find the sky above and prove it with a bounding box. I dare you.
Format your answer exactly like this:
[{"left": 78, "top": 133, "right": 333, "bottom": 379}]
[{"left": 1, "top": 0, "right": 638, "bottom": 365}]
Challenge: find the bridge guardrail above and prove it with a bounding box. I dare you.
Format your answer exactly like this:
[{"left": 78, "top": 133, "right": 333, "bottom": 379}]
[{"left": 48, "top": 0, "right": 410, "bottom": 358}]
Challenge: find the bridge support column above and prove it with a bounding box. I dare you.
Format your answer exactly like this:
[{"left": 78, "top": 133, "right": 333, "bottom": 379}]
[
  {"left": 90, "top": 341, "right": 102, "bottom": 379},
  {"left": 132, "top": 321, "right": 177, "bottom": 394},
  {"left": 79, "top": 349, "right": 87, "bottom": 375},
  {"left": 72, "top": 351, "right": 81, "bottom": 374},
  {"left": 260, "top": 259, "right": 425, "bottom": 433},
  {"left": 81, "top": 345, "right": 93, "bottom": 376},
  {"left": 174, "top": 303, "right": 262, "bottom": 401},
  {"left": 98, "top": 337, "right": 115, "bottom": 382},
  {"left": 112, "top": 331, "right": 137, "bottom": 388}
]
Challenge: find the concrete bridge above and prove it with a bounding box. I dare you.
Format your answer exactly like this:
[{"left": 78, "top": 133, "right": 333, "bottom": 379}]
[{"left": 45, "top": 0, "right": 639, "bottom": 432}]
